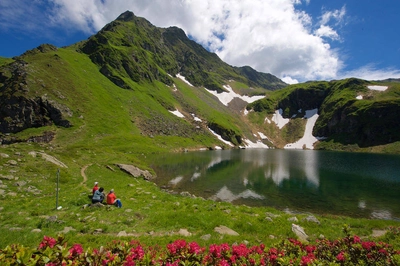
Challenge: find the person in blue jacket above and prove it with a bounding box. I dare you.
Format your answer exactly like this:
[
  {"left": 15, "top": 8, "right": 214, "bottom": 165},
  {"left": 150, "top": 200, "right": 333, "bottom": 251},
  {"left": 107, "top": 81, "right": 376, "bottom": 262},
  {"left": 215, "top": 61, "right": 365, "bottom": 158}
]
[{"left": 92, "top": 187, "right": 105, "bottom": 204}]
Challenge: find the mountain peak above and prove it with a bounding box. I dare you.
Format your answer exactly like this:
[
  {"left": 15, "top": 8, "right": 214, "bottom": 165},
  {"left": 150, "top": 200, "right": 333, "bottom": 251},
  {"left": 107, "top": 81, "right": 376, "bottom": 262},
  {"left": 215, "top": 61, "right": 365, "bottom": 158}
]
[{"left": 116, "top": 10, "right": 136, "bottom": 21}]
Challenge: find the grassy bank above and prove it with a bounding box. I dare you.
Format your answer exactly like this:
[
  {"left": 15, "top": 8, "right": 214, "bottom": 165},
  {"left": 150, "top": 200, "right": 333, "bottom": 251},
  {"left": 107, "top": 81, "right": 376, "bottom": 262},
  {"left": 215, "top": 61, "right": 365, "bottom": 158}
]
[{"left": 1, "top": 143, "right": 399, "bottom": 252}]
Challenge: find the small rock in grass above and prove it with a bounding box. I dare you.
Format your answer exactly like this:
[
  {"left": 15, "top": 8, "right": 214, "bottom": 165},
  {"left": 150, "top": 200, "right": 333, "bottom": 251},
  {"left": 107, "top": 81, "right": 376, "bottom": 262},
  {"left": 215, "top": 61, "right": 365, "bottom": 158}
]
[
  {"left": 201, "top": 234, "right": 211, "bottom": 241},
  {"left": 179, "top": 228, "right": 192, "bottom": 237},
  {"left": 303, "top": 215, "right": 320, "bottom": 224},
  {"left": 292, "top": 224, "right": 308, "bottom": 243},
  {"left": 60, "top": 227, "right": 76, "bottom": 234},
  {"left": 117, "top": 231, "right": 128, "bottom": 237},
  {"left": 214, "top": 225, "right": 239, "bottom": 236}
]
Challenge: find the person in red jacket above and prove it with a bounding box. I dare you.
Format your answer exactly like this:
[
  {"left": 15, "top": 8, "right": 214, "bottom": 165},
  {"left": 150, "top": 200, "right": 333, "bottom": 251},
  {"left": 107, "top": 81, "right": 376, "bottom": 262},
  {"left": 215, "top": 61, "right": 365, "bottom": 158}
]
[
  {"left": 92, "top": 182, "right": 99, "bottom": 195},
  {"left": 106, "top": 189, "right": 122, "bottom": 208}
]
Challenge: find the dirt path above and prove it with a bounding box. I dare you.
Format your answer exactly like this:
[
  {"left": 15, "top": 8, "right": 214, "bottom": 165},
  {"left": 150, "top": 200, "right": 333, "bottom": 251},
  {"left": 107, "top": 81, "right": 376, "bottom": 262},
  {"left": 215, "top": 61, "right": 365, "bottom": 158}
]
[{"left": 80, "top": 164, "right": 92, "bottom": 188}]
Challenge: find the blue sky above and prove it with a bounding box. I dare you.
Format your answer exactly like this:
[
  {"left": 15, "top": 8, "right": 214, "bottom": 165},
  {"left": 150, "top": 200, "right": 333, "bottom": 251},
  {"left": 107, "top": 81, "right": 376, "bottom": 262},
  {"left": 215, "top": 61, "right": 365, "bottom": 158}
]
[{"left": 1, "top": 0, "right": 399, "bottom": 83}]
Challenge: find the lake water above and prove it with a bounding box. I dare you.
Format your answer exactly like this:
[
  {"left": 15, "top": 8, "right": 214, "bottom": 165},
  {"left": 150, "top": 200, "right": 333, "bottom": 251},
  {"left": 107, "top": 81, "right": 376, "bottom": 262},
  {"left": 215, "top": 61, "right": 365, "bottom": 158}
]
[{"left": 148, "top": 149, "right": 400, "bottom": 220}]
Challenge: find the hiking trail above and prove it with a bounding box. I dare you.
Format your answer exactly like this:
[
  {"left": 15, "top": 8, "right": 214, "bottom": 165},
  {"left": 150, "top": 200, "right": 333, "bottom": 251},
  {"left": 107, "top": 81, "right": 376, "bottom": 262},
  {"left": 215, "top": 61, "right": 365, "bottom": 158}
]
[{"left": 80, "top": 164, "right": 92, "bottom": 188}]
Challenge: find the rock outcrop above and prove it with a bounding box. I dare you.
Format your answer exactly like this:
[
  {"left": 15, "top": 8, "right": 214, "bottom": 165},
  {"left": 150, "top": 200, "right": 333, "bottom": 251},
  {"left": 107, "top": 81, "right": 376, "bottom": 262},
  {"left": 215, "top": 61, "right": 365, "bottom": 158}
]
[
  {"left": 0, "top": 60, "right": 72, "bottom": 135},
  {"left": 116, "top": 164, "right": 154, "bottom": 180}
]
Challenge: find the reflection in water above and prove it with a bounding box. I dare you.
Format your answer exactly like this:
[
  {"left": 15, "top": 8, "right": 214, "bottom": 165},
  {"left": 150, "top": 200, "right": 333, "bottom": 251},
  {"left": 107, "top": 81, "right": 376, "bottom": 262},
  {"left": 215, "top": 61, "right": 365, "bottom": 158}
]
[
  {"left": 210, "top": 186, "right": 265, "bottom": 203},
  {"left": 168, "top": 176, "right": 183, "bottom": 186},
  {"left": 303, "top": 150, "right": 319, "bottom": 186},
  {"left": 191, "top": 172, "right": 201, "bottom": 181},
  {"left": 149, "top": 149, "right": 400, "bottom": 220},
  {"left": 264, "top": 150, "right": 290, "bottom": 185}
]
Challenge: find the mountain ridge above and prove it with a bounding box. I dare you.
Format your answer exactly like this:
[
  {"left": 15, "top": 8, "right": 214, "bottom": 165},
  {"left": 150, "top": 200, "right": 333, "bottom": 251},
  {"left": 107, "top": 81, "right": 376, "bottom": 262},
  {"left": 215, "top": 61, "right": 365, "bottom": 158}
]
[
  {"left": 1, "top": 11, "right": 400, "bottom": 154},
  {"left": 78, "top": 11, "right": 287, "bottom": 91}
]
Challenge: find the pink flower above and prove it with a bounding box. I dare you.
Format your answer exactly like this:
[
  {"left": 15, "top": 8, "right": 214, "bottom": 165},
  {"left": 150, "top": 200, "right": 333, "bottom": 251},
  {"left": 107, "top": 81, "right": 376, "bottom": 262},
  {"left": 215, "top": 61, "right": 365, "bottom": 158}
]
[
  {"left": 362, "top": 241, "right": 376, "bottom": 250},
  {"left": 69, "top": 244, "right": 83, "bottom": 258},
  {"left": 38, "top": 236, "right": 57, "bottom": 250},
  {"left": 379, "top": 248, "right": 388, "bottom": 255},
  {"left": 301, "top": 254, "right": 315, "bottom": 266},
  {"left": 232, "top": 243, "right": 249, "bottom": 257},
  {"left": 189, "top": 241, "right": 202, "bottom": 255},
  {"left": 220, "top": 243, "right": 230, "bottom": 253},
  {"left": 269, "top": 254, "right": 277, "bottom": 263},
  {"left": 269, "top": 248, "right": 278, "bottom": 255},
  {"left": 209, "top": 244, "right": 222, "bottom": 258},
  {"left": 218, "top": 259, "right": 230, "bottom": 266},
  {"left": 167, "top": 243, "right": 177, "bottom": 255},
  {"left": 305, "top": 245, "right": 316, "bottom": 254},
  {"left": 353, "top": 235, "right": 361, "bottom": 243},
  {"left": 127, "top": 246, "right": 145, "bottom": 261},
  {"left": 167, "top": 239, "right": 188, "bottom": 255},
  {"left": 289, "top": 238, "right": 302, "bottom": 247},
  {"left": 336, "top": 252, "right": 346, "bottom": 261}
]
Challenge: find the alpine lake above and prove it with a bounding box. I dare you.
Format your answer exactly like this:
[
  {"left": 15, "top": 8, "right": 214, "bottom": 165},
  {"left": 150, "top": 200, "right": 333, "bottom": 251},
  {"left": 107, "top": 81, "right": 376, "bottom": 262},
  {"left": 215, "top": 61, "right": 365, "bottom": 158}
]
[{"left": 147, "top": 149, "right": 400, "bottom": 220}]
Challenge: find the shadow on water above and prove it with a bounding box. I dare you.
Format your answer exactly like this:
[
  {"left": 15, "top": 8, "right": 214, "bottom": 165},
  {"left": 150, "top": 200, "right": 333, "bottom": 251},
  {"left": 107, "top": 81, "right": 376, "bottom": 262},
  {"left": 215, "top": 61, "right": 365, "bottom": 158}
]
[{"left": 148, "top": 149, "right": 400, "bottom": 220}]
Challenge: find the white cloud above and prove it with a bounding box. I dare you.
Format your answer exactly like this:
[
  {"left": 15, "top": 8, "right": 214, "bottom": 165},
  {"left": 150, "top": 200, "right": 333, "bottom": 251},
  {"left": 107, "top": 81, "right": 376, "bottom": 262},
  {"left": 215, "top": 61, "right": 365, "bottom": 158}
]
[
  {"left": 3, "top": 0, "right": 399, "bottom": 83},
  {"left": 339, "top": 64, "right": 400, "bottom": 81},
  {"left": 281, "top": 76, "right": 299, "bottom": 84},
  {"left": 314, "top": 25, "right": 339, "bottom": 40},
  {"left": 1, "top": 0, "right": 344, "bottom": 81},
  {"left": 0, "top": 0, "right": 50, "bottom": 33},
  {"left": 319, "top": 6, "right": 346, "bottom": 26}
]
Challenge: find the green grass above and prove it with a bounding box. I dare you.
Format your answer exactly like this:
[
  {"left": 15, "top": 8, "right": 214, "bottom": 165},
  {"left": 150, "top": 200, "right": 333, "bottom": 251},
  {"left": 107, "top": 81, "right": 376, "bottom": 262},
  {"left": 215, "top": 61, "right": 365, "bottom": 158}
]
[
  {"left": 1, "top": 143, "right": 399, "bottom": 250},
  {"left": 1, "top": 24, "right": 400, "bottom": 253},
  {"left": 0, "top": 56, "right": 13, "bottom": 66}
]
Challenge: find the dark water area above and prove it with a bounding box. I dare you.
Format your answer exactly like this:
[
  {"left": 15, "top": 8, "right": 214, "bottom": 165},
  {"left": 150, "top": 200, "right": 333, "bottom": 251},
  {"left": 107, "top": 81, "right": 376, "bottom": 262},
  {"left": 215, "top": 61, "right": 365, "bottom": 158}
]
[{"left": 148, "top": 149, "right": 400, "bottom": 220}]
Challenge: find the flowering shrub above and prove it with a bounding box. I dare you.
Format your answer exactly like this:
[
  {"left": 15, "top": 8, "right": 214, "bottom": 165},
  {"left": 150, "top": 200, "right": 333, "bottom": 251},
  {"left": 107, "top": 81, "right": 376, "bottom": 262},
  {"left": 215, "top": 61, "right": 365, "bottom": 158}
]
[{"left": 1, "top": 230, "right": 400, "bottom": 265}]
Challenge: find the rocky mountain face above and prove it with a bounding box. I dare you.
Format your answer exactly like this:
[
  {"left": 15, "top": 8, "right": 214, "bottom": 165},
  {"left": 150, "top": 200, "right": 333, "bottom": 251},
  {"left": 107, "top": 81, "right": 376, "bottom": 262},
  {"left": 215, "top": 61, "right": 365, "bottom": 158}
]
[
  {"left": 248, "top": 78, "right": 400, "bottom": 147},
  {"left": 0, "top": 55, "right": 72, "bottom": 135}
]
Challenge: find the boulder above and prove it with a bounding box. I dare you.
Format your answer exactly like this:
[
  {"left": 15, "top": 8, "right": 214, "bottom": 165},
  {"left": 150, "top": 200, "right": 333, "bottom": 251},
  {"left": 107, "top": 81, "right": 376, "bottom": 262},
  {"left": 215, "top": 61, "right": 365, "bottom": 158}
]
[
  {"left": 178, "top": 228, "right": 192, "bottom": 237},
  {"left": 117, "top": 231, "right": 128, "bottom": 237},
  {"left": 201, "top": 234, "right": 211, "bottom": 241},
  {"left": 303, "top": 215, "right": 320, "bottom": 224},
  {"left": 60, "top": 226, "right": 76, "bottom": 234},
  {"left": 292, "top": 224, "right": 308, "bottom": 242},
  {"left": 214, "top": 225, "right": 239, "bottom": 236},
  {"left": 116, "top": 164, "right": 154, "bottom": 180}
]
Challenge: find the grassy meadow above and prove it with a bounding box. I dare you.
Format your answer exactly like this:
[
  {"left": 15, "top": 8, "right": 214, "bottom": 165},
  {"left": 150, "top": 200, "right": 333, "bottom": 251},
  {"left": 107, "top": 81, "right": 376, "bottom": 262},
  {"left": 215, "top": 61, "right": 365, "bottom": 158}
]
[
  {"left": 1, "top": 46, "right": 400, "bottom": 254},
  {"left": 1, "top": 141, "right": 400, "bottom": 251}
]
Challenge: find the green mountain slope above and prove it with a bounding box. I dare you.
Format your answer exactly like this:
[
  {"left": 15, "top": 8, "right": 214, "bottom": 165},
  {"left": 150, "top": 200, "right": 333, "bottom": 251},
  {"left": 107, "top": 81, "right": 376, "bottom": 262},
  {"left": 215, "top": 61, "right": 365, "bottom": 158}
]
[
  {"left": 1, "top": 10, "right": 400, "bottom": 155},
  {"left": 77, "top": 11, "right": 286, "bottom": 92},
  {"left": 247, "top": 78, "right": 400, "bottom": 152}
]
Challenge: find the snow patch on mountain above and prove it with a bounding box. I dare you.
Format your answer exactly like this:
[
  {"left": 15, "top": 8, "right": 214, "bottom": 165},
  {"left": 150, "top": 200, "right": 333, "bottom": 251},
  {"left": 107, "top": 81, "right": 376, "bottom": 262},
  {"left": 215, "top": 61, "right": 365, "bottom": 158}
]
[
  {"left": 206, "top": 85, "right": 265, "bottom": 106},
  {"left": 284, "top": 109, "right": 319, "bottom": 150},
  {"left": 272, "top": 109, "right": 290, "bottom": 129},
  {"left": 176, "top": 73, "right": 194, "bottom": 87},
  {"left": 169, "top": 109, "right": 185, "bottom": 118},
  {"left": 367, "top": 85, "right": 388, "bottom": 91}
]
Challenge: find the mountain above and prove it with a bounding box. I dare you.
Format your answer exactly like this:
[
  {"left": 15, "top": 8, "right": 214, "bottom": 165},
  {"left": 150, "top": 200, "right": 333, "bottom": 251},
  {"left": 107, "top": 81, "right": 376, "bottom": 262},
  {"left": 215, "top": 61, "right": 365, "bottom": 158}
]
[
  {"left": 78, "top": 11, "right": 286, "bottom": 92},
  {"left": 1, "top": 11, "right": 400, "bottom": 154},
  {"left": 247, "top": 78, "right": 400, "bottom": 150}
]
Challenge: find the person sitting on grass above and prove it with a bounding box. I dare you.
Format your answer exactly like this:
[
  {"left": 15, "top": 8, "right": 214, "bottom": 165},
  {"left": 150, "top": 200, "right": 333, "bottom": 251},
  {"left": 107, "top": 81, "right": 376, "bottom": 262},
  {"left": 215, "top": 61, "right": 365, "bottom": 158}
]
[
  {"left": 106, "top": 189, "right": 122, "bottom": 208},
  {"left": 92, "top": 187, "right": 105, "bottom": 204},
  {"left": 92, "top": 182, "right": 99, "bottom": 195}
]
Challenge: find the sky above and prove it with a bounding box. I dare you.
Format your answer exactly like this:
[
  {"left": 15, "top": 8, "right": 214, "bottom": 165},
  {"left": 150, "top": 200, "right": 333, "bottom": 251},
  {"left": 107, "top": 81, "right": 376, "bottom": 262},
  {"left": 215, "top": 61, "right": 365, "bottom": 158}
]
[{"left": 1, "top": 0, "right": 399, "bottom": 84}]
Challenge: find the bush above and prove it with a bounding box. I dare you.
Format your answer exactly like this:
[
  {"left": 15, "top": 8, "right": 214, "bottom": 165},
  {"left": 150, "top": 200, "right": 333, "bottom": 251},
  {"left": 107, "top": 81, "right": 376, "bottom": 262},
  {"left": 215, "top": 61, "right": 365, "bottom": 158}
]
[{"left": 1, "top": 230, "right": 399, "bottom": 265}]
